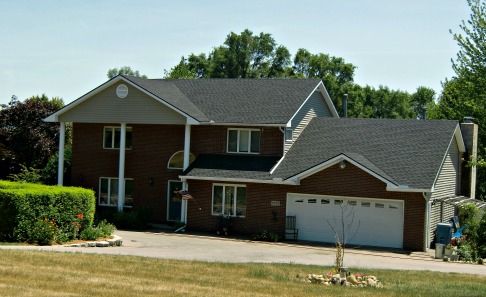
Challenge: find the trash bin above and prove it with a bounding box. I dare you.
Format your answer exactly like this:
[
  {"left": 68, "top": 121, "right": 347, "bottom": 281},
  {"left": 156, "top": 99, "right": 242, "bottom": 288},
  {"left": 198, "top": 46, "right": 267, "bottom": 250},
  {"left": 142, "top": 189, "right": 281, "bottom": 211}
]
[
  {"left": 436, "top": 223, "right": 453, "bottom": 245},
  {"left": 435, "top": 243, "right": 445, "bottom": 259}
]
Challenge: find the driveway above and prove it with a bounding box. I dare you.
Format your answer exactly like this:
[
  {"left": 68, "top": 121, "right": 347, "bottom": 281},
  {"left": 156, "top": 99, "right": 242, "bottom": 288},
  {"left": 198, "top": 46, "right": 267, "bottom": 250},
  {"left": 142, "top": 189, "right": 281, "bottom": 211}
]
[{"left": 1, "top": 230, "right": 485, "bottom": 275}]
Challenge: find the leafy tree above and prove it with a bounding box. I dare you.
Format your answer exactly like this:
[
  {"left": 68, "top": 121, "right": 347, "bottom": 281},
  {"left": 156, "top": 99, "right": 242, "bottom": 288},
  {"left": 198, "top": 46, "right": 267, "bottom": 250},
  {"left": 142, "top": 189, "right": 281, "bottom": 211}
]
[
  {"left": 0, "top": 94, "right": 69, "bottom": 178},
  {"left": 410, "top": 86, "right": 436, "bottom": 119},
  {"left": 165, "top": 29, "right": 292, "bottom": 79},
  {"left": 107, "top": 66, "right": 147, "bottom": 79},
  {"left": 432, "top": 0, "right": 486, "bottom": 199}
]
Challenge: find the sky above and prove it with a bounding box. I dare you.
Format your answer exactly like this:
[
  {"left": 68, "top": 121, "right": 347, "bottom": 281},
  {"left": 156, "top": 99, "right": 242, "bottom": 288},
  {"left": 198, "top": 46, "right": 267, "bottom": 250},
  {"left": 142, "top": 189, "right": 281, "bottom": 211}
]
[{"left": 0, "top": 0, "right": 472, "bottom": 106}]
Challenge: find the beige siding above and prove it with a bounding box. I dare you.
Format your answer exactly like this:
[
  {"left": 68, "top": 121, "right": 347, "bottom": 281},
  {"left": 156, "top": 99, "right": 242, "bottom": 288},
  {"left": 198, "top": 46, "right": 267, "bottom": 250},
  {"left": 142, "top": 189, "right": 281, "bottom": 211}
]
[
  {"left": 285, "top": 91, "right": 332, "bottom": 153},
  {"left": 428, "top": 139, "right": 461, "bottom": 247},
  {"left": 59, "top": 83, "right": 186, "bottom": 124}
]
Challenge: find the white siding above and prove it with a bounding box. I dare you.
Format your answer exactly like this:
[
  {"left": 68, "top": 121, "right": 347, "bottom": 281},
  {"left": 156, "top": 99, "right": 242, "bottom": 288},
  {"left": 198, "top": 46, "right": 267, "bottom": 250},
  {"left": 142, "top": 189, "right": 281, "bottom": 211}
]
[
  {"left": 285, "top": 91, "right": 333, "bottom": 153},
  {"left": 59, "top": 83, "right": 186, "bottom": 124}
]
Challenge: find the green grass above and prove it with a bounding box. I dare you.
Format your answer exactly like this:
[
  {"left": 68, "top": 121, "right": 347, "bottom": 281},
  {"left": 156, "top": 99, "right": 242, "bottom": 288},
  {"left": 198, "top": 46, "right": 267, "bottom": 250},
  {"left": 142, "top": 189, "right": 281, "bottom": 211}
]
[{"left": 0, "top": 250, "right": 484, "bottom": 296}]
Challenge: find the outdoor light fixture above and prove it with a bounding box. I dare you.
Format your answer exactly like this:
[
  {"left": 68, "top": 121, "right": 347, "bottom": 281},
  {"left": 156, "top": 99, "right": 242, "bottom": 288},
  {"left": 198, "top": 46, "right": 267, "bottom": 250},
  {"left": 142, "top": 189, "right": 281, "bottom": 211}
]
[
  {"left": 339, "top": 160, "right": 346, "bottom": 169},
  {"left": 149, "top": 177, "right": 154, "bottom": 186}
]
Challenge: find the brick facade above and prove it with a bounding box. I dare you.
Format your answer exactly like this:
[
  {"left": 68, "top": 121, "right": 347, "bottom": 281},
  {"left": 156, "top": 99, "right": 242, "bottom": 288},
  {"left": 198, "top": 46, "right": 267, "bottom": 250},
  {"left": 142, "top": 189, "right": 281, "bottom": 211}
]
[
  {"left": 186, "top": 163, "right": 425, "bottom": 251},
  {"left": 72, "top": 123, "right": 425, "bottom": 251}
]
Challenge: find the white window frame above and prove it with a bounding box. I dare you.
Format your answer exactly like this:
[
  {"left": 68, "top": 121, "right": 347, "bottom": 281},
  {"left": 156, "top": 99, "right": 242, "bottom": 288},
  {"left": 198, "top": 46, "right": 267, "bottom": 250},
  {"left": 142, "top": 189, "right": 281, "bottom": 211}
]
[
  {"left": 227, "top": 128, "right": 261, "bottom": 154},
  {"left": 284, "top": 128, "right": 293, "bottom": 142},
  {"left": 211, "top": 184, "right": 246, "bottom": 217},
  {"left": 103, "top": 126, "right": 132, "bottom": 150},
  {"left": 98, "top": 177, "right": 133, "bottom": 208}
]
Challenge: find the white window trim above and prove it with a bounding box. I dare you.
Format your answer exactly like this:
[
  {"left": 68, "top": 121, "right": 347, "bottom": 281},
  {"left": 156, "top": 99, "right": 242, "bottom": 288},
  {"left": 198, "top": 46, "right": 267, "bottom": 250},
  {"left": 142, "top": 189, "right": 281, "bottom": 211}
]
[
  {"left": 103, "top": 126, "right": 133, "bottom": 150},
  {"left": 98, "top": 177, "right": 133, "bottom": 208},
  {"left": 211, "top": 183, "right": 246, "bottom": 218},
  {"left": 227, "top": 128, "right": 261, "bottom": 154}
]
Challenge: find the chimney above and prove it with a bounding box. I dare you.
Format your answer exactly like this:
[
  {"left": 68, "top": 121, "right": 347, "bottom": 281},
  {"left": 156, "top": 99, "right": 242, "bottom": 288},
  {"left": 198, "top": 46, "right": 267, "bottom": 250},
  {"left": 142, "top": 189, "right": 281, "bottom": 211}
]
[
  {"left": 421, "top": 107, "right": 427, "bottom": 120},
  {"left": 460, "top": 117, "right": 478, "bottom": 198},
  {"left": 343, "top": 94, "right": 348, "bottom": 118}
]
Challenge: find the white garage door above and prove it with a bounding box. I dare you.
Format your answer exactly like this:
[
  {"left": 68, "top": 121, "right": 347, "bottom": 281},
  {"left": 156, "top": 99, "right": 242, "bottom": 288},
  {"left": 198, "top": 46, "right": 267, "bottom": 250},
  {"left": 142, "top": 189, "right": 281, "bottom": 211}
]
[{"left": 286, "top": 194, "right": 404, "bottom": 249}]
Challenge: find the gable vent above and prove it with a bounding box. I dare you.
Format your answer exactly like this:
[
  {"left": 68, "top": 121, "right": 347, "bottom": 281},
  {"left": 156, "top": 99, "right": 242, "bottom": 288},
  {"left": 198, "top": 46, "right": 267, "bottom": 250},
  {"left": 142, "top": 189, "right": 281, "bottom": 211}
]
[{"left": 116, "top": 84, "right": 129, "bottom": 98}]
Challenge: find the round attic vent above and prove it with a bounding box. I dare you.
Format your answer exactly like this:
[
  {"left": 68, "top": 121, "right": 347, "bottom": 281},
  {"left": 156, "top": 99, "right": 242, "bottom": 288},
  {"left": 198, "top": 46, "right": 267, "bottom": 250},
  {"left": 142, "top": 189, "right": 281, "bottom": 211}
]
[{"left": 116, "top": 84, "right": 129, "bottom": 98}]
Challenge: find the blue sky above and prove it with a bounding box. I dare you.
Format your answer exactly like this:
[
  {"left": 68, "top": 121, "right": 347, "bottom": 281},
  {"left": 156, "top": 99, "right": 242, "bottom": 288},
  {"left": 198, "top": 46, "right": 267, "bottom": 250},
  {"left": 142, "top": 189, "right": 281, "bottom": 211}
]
[{"left": 0, "top": 0, "right": 471, "bottom": 105}]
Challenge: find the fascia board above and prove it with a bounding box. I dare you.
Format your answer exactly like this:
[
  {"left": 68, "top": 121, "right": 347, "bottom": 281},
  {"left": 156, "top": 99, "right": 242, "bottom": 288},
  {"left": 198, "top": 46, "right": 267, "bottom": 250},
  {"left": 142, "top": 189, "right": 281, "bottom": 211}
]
[
  {"left": 431, "top": 124, "right": 464, "bottom": 190},
  {"left": 180, "top": 175, "right": 298, "bottom": 185},
  {"left": 200, "top": 122, "right": 286, "bottom": 127},
  {"left": 44, "top": 75, "right": 201, "bottom": 124},
  {"left": 287, "top": 81, "right": 340, "bottom": 128},
  {"left": 386, "top": 187, "right": 432, "bottom": 193},
  {"left": 287, "top": 154, "right": 398, "bottom": 188},
  {"left": 44, "top": 76, "right": 125, "bottom": 122},
  {"left": 317, "top": 81, "right": 340, "bottom": 118},
  {"left": 454, "top": 124, "right": 466, "bottom": 152}
]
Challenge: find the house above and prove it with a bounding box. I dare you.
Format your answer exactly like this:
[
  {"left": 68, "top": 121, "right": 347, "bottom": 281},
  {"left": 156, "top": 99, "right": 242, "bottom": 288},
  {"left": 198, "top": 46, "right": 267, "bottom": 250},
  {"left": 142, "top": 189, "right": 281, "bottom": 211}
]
[{"left": 45, "top": 75, "right": 480, "bottom": 251}]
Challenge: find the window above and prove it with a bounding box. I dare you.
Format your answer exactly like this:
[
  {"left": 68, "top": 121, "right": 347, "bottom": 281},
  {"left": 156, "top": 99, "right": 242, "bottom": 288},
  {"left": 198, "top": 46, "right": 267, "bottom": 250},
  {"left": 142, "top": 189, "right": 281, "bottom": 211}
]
[
  {"left": 308, "top": 199, "right": 317, "bottom": 203},
  {"left": 104, "top": 127, "right": 132, "bottom": 149},
  {"left": 285, "top": 128, "right": 293, "bottom": 142},
  {"left": 334, "top": 199, "right": 343, "bottom": 205},
  {"left": 212, "top": 184, "right": 246, "bottom": 217},
  {"left": 99, "top": 177, "right": 133, "bottom": 207},
  {"left": 167, "top": 151, "right": 196, "bottom": 169},
  {"left": 361, "top": 202, "right": 370, "bottom": 207},
  {"left": 348, "top": 200, "right": 357, "bottom": 206},
  {"left": 375, "top": 203, "right": 385, "bottom": 209},
  {"left": 321, "top": 199, "right": 330, "bottom": 204},
  {"left": 227, "top": 129, "right": 260, "bottom": 153}
]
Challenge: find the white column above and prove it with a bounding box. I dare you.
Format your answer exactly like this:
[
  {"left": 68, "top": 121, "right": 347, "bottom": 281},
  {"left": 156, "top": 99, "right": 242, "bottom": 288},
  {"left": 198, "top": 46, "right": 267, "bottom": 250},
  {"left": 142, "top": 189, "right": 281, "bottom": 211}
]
[
  {"left": 117, "top": 123, "right": 126, "bottom": 213},
  {"left": 57, "top": 122, "right": 66, "bottom": 186},
  {"left": 181, "top": 124, "right": 191, "bottom": 223}
]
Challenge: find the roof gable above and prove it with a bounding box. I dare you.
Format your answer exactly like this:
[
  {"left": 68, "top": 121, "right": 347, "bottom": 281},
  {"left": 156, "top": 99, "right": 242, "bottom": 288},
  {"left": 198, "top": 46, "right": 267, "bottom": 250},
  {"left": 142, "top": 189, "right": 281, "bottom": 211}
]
[
  {"left": 272, "top": 118, "right": 463, "bottom": 191},
  {"left": 46, "top": 76, "right": 326, "bottom": 126}
]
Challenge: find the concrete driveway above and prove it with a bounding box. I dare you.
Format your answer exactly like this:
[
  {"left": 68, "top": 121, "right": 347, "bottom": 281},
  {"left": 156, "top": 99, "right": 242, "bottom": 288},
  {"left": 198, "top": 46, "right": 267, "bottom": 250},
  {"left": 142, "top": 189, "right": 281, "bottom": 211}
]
[{"left": 1, "top": 230, "right": 485, "bottom": 275}]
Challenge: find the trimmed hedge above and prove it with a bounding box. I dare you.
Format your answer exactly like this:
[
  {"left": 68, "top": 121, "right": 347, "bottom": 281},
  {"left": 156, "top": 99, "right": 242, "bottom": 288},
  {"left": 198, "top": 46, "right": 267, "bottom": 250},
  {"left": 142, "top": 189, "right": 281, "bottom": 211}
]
[{"left": 0, "top": 180, "right": 95, "bottom": 244}]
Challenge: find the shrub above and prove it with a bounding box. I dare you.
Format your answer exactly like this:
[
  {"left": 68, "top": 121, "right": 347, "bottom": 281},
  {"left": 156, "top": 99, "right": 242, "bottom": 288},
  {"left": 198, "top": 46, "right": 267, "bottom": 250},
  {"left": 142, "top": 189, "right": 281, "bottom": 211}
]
[
  {"left": 252, "top": 230, "right": 280, "bottom": 242},
  {"left": 28, "top": 218, "right": 59, "bottom": 245},
  {"left": 0, "top": 180, "right": 95, "bottom": 243},
  {"left": 112, "top": 207, "right": 151, "bottom": 230},
  {"left": 79, "top": 220, "right": 116, "bottom": 240},
  {"left": 457, "top": 242, "right": 475, "bottom": 262}
]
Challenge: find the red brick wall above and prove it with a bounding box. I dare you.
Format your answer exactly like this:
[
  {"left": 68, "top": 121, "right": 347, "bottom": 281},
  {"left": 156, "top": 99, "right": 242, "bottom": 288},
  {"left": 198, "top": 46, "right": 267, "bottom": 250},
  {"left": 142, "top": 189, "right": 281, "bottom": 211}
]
[
  {"left": 186, "top": 163, "right": 425, "bottom": 251},
  {"left": 191, "top": 126, "right": 283, "bottom": 157},
  {"left": 72, "top": 123, "right": 284, "bottom": 223},
  {"left": 72, "top": 123, "right": 185, "bottom": 223}
]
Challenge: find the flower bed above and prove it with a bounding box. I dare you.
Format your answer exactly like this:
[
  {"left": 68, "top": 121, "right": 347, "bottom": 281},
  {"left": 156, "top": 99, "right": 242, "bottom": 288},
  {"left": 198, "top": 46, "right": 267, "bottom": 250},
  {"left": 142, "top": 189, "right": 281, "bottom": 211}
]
[{"left": 307, "top": 272, "right": 383, "bottom": 288}]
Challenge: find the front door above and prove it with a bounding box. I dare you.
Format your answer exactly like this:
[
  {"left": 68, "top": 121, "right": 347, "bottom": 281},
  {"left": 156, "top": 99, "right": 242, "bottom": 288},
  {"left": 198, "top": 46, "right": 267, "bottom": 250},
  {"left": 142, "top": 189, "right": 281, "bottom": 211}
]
[{"left": 167, "top": 181, "right": 183, "bottom": 221}]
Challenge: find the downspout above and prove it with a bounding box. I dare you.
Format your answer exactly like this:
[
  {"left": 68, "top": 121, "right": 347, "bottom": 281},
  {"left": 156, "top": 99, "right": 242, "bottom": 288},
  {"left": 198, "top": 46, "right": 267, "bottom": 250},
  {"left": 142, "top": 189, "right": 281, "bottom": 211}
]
[{"left": 423, "top": 192, "right": 432, "bottom": 251}]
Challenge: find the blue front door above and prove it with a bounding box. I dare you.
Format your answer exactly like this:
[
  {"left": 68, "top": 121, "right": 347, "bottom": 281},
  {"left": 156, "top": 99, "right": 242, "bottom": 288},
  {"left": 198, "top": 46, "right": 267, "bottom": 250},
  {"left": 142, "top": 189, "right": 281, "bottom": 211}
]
[{"left": 168, "top": 181, "right": 182, "bottom": 221}]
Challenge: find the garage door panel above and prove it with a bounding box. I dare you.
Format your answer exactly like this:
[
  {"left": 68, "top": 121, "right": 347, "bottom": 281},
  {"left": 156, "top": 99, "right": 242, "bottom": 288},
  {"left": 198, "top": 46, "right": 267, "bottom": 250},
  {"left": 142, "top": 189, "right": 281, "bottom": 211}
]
[{"left": 287, "top": 194, "right": 404, "bottom": 249}]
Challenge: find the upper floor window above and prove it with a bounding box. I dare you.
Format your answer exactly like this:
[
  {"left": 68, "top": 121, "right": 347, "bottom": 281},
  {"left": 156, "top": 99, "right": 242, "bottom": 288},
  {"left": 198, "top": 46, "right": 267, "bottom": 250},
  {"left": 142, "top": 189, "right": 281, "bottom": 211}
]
[
  {"left": 104, "top": 126, "right": 132, "bottom": 149},
  {"left": 167, "top": 151, "right": 196, "bottom": 169},
  {"left": 227, "top": 128, "right": 260, "bottom": 154}
]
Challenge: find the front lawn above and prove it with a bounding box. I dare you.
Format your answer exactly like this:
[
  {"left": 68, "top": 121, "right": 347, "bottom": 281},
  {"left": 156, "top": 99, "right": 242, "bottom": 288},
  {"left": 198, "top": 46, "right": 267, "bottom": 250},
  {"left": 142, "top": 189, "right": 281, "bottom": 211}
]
[{"left": 0, "top": 250, "right": 484, "bottom": 296}]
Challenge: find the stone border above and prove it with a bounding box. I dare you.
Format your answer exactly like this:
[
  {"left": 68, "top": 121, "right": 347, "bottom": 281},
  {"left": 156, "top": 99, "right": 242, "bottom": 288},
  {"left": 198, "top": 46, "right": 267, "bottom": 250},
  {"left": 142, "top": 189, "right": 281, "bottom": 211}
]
[{"left": 64, "top": 235, "right": 123, "bottom": 248}]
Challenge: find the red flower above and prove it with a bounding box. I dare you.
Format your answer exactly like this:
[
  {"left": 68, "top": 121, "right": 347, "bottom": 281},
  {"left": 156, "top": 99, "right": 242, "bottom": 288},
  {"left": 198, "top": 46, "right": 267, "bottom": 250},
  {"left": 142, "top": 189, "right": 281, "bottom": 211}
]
[{"left": 76, "top": 214, "right": 84, "bottom": 219}]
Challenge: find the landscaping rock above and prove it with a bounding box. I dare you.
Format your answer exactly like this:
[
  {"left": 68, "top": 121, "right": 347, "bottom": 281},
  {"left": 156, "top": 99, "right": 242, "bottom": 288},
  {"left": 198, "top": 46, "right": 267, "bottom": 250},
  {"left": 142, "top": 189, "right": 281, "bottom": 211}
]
[{"left": 96, "top": 241, "right": 109, "bottom": 247}]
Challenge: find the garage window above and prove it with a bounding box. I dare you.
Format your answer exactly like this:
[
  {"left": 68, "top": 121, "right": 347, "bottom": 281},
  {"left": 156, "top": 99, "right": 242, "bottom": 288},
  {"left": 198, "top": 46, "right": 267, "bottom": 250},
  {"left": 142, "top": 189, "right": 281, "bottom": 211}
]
[
  {"left": 212, "top": 184, "right": 246, "bottom": 217},
  {"left": 361, "top": 202, "right": 370, "bottom": 207},
  {"left": 308, "top": 199, "right": 317, "bottom": 203},
  {"left": 375, "top": 203, "right": 385, "bottom": 208},
  {"left": 334, "top": 199, "right": 343, "bottom": 205},
  {"left": 321, "top": 199, "right": 330, "bottom": 204}
]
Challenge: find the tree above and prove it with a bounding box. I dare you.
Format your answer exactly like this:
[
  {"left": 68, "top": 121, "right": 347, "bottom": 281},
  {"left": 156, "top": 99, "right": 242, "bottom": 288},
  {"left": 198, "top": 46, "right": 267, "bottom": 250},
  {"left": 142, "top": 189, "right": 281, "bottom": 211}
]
[
  {"left": 165, "top": 29, "right": 292, "bottom": 79},
  {"left": 433, "top": 0, "right": 486, "bottom": 199},
  {"left": 410, "top": 86, "right": 436, "bottom": 119},
  {"left": 0, "top": 94, "right": 69, "bottom": 178},
  {"left": 107, "top": 66, "right": 147, "bottom": 79}
]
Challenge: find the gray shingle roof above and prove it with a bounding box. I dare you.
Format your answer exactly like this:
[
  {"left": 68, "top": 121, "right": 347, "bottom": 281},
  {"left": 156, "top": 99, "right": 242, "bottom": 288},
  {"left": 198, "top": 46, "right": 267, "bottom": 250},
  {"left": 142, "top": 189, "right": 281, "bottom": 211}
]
[
  {"left": 123, "top": 76, "right": 321, "bottom": 124},
  {"left": 182, "top": 154, "right": 280, "bottom": 180},
  {"left": 271, "top": 118, "right": 460, "bottom": 189}
]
